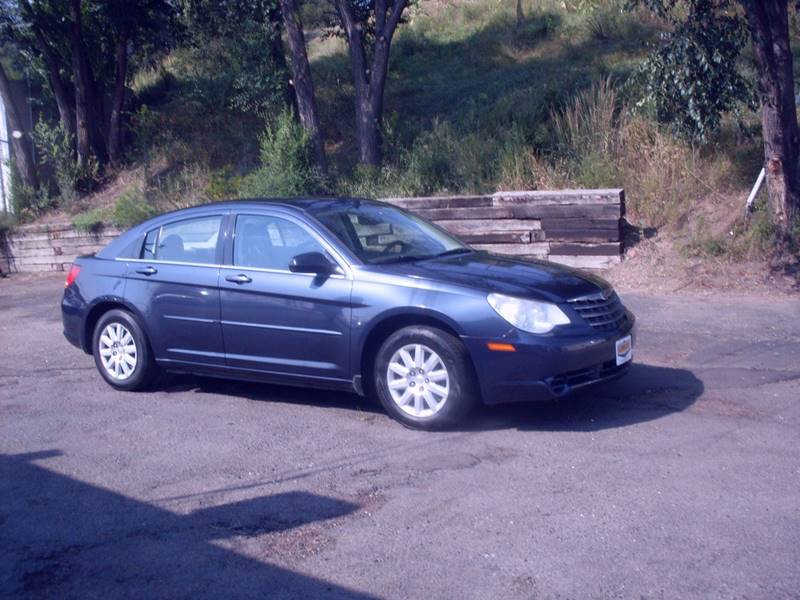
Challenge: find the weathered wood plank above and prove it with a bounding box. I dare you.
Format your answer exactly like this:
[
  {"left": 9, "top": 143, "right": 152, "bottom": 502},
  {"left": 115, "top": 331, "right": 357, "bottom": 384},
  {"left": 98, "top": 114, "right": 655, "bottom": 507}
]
[
  {"left": 382, "top": 195, "right": 493, "bottom": 210},
  {"left": 458, "top": 231, "right": 532, "bottom": 244},
  {"left": 549, "top": 242, "right": 621, "bottom": 256},
  {"left": 415, "top": 207, "right": 515, "bottom": 220},
  {"left": 541, "top": 218, "right": 620, "bottom": 230},
  {"left": 548, "top": 255, "right": 621, "bottom": 269},
  {"left": 472, "top": 242, "right": 550, "bottom": 256},
  {"left": 543, "top": 229, "right": 620, "bottom": 242},
  {"left": 512, "top": 204, "right": 621, "bottom": 219},
  {"left": 492, "top": 189, "right": 623, "bottom": 206},
  {"left": 9, "top": 230, "right": 119, "bottom": 244},
  {"left": 5, "top": 243, "right": 106, "bottom": 259},
  {"left": 8, "top": 236, "right": 116, "bottom": 251},
  {"left": 435, "top": 219, "right": 542, "bottom": 233}
]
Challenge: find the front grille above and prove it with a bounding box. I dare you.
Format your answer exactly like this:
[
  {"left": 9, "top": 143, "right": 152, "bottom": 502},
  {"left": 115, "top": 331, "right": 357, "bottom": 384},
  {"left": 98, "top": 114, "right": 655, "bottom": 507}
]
[
  {"left": 568, "top": 290, "right": 627, "bottom": 331},
  {"left": 547, "top": 359, "right": 629, "bottom": 395}
]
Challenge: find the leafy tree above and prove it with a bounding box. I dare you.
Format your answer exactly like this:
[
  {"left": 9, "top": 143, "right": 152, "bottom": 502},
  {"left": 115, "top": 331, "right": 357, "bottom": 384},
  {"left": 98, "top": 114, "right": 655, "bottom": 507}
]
[
  {"left": 1, "top": 0, "right": 176, "bottom": 171},
  {"left": 633, "top": 0, "right": 799, "bottom": 238},
  {"left": 632, "top": 0, "right": 756, "bottom": 142}
]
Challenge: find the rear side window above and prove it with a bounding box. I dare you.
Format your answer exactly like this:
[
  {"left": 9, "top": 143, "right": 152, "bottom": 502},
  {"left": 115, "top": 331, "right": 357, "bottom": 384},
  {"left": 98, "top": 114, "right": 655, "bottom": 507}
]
[
  {"left": 152, "top": 216, "right": 222, "bottom": 264},
  {"left": 234, "top": 214, "right": 326, "bottom": 271}
]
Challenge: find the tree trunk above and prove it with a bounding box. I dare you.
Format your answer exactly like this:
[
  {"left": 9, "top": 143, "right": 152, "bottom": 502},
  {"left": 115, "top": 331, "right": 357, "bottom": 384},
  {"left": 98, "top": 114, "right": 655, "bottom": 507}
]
[
  {"left": 279, "top": 0, "right": 326, "bottom": 171},
  {"left": 334, "top": 0, "right": 408, "bottom": 168},
  {"left": 69, "top": 0, "right": 107, "bottom": 167},
  {"left": 108, "top": 27, "right": 130, "bottom": 165},
  {"left": 19, "top": 0, "right": 76, "bottom": 143},
  {"left": 268, "top": 3, "right": 296, "bottom": 113},
  {"left": 742, "top": 0, "right": 800, "bottom": 236},
  {"left": 0, "top": 63, "right": 38, "bottom": 191},
  {"left": 354, "top": 96, "right": 382, "bottom": 167}
]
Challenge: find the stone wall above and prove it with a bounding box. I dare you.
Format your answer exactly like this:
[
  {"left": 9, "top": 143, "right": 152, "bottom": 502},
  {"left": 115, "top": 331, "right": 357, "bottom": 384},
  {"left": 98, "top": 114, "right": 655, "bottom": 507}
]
[{"left": 0, "top": 189, "right": 624, "bottom": 273}]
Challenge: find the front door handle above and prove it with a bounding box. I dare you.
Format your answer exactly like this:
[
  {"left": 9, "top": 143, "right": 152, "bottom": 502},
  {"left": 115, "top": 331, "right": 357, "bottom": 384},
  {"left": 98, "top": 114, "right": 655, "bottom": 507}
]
[
  {"left": 135, "top": 266, "right": 157, "bottom": 275},
  {"left": 225, "top": 274, "right": 252, "bottom": 285}
]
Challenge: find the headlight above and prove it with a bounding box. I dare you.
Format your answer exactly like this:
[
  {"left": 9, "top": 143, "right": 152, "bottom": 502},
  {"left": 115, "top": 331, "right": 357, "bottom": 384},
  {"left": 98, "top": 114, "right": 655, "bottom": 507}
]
[{"left": 487, "top": 293, "right": 570, "bottom": 334}]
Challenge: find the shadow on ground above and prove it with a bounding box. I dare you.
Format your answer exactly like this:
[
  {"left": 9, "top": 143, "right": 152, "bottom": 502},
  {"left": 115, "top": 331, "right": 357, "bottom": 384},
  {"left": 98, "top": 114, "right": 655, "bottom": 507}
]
[
  {"left": 0, "top": 451, "right": 376, "bottom": 599},
  {"left": 158, "top": 363, "right": 703, "bottom": 433}
]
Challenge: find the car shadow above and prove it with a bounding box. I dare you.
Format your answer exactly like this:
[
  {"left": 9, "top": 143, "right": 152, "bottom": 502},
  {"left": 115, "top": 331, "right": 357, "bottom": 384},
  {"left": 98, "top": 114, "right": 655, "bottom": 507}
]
[
  {"left": 159, "top": 374, "right": 385, "bottom": 416},
  {"left": 464, "top": 363, "right": 704, "bottom": 432},
  {"left": 0, "top": 450, "right": 378, "bottom": 599},
  {"left": 157, "top": 363, "right": 702, "bottom": 433}
]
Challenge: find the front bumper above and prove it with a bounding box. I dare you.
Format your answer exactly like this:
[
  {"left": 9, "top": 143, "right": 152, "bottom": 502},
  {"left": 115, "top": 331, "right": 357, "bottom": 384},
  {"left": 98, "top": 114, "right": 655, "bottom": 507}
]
[{"left": 463, "top": 313, "right": 636, "bottom": 404}]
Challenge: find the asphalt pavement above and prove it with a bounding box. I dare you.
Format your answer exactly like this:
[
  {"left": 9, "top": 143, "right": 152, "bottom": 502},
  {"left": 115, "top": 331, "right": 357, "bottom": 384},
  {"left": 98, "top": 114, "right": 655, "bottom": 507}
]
[{"left": 1, "top": 273, "right": 798, "bottom": 599}]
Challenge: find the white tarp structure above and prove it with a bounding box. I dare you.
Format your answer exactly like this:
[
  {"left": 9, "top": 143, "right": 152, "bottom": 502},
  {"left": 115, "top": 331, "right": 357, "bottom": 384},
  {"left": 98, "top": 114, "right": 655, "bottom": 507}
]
[{"left": 0, "top": 93, "right": 12, "bottom": 213}]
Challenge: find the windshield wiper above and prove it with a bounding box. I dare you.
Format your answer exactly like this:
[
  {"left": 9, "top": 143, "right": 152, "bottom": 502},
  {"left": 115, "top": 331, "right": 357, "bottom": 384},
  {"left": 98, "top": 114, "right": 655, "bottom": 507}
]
[
  {"left": 421, "top": 248, "right": 474, "bottom": 260},
  {"left": 372, "top": 254, "right": 430, "bottom": 264}
]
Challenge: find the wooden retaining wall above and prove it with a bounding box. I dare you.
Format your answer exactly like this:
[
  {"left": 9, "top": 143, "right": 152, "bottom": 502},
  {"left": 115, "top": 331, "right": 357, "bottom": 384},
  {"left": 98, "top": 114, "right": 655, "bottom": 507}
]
[
  {"left": 383, "top": 189, "right": 624, "bottom": 269},
  {"left": 0, "top": 189, "right": 623, "bottom": 273},
  {"left": 0, "top": 222, "right": 121, "bottom": 273}
]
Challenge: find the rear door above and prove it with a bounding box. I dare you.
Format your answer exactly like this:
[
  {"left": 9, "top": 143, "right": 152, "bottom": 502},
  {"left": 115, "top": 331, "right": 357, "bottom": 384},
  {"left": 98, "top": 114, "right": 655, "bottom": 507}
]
[
  {"left": 125, "top": 213, "right": 226, "bottom": 367},
  {"left": 219, "top": 212, "right": 353, "bottom": 383}
]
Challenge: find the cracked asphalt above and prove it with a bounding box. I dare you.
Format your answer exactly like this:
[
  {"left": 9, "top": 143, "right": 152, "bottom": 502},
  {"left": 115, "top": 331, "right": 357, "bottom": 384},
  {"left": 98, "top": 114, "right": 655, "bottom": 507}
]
[{"left": 1, "top": 273, "right": 799, "bottom": 599}]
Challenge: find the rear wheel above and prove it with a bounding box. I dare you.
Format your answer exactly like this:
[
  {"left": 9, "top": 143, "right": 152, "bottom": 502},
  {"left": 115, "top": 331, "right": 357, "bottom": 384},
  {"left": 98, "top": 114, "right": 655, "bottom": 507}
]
[
  {"left": 92, "top": 309, "right": 158, "bottom": 391},
  {"left": 374, "top": 326, "right": 478, "bottom": 429}
]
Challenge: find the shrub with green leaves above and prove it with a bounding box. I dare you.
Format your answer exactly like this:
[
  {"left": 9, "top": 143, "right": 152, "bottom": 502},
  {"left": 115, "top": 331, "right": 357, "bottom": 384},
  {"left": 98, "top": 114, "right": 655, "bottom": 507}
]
[
  {"left": 240, "top": 111, "right": 326, "bottom": 198},
  {"left": 8, "top": 160, "right": 54, "bottom": 218},
  {"left": 72, "top": 207, "right": 111, "bottom": 232},
  {"left": 33, "top": 120, "right": 98, "bottom": 205},
  {"left": 111, "top": 187, "right": 158, "bottom": 228},
  {"left": 628, "top": 0, "right": 757, "bottom": 143}
]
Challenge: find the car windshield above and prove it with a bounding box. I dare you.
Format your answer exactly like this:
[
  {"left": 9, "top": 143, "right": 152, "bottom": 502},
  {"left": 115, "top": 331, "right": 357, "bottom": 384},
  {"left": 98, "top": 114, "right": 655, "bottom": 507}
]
[{"left": 307, "top": 202, "right": 470, "bottom": 264}]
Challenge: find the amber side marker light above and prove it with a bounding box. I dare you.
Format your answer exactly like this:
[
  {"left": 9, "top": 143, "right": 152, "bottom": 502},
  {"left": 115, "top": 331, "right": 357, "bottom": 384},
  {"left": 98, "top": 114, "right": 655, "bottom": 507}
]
[
  {"left": 487, "top": 342, "right": 516, "bottom": 352},
  {"left": 65, "top": 264, "right": 81, "bottom": 288}
]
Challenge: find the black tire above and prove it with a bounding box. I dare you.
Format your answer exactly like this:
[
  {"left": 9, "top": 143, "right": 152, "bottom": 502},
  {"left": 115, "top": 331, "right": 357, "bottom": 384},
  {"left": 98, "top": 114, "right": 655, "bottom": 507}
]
[
  {"left": 92, "top": 309, "right": 158, "bottom": 391},
  {"left": 373, "top": 325, "right": 478, "bottom": 430}
]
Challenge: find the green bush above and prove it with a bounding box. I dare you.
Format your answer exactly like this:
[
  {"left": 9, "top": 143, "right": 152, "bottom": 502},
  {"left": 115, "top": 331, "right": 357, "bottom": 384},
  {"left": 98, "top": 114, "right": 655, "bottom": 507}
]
[
  {"left": 8, "top": 160, "right": 55, "bottom": 218},
  {"left": 239, "top": 111, "right": 326, "bottom": 198},
  {"left": 33, "top": 120, "right": 98, "bottom": 205},
  {"left": 72, "top": 207, "right": 111, "bottom": 232},
  {"left": 111, "top": 187, "right": 158, "bottom": 228}
]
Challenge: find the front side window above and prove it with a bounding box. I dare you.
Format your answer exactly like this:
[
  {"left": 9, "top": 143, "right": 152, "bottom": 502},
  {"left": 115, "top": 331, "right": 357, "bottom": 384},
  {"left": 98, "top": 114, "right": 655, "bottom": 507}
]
[
  {"left": 151, "top": 216, "right": 222, "bottom": 264},
  {"left": 233, "top": 214, "right": 326, "bottom": 271},
  {"left": 306, "top": 201, "right": 468, "bottom": 264}
]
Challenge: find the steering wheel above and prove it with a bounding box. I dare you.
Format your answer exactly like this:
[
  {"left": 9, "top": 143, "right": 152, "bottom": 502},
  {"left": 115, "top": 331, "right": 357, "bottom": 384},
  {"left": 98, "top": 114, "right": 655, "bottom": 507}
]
[{"left": 380, "top": 240, "right": 411, "bottom": 255}]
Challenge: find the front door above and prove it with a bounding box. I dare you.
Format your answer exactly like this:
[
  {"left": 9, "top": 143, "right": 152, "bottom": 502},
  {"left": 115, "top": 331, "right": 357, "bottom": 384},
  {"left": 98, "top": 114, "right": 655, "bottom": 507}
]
[
  {"left": 219, "top": 213, "right": 353, "bottom": 384},
  {"left": 124, "top": 213, "right": 226, "bottom": 367}
]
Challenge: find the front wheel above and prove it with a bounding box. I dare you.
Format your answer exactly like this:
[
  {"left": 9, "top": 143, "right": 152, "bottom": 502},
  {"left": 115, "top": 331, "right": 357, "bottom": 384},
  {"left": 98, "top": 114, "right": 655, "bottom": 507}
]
[
  {"left": 374, "top": 326, "right": 478, "bottom": 429},
  {"left": 92, "top": 309, "right": 158, "bottom": 391}
]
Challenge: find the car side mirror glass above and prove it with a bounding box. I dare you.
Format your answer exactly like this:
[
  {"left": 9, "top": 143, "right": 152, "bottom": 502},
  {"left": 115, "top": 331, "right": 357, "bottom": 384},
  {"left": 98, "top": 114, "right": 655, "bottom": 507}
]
[{"left": 289, "top": 251, "right": 337, "bottom": 275}]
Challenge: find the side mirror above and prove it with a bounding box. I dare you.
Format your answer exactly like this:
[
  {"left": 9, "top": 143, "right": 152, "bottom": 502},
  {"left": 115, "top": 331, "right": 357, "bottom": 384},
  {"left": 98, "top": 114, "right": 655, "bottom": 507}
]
[{"left": 289, "top": 251, "right": 337, "bottom": 275}]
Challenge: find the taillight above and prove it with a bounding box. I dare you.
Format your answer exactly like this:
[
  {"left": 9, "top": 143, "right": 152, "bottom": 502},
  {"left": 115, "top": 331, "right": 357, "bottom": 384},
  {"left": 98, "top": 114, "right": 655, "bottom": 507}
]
[{"left": 65, "top": 264, "right": 81, "bottom": 288}]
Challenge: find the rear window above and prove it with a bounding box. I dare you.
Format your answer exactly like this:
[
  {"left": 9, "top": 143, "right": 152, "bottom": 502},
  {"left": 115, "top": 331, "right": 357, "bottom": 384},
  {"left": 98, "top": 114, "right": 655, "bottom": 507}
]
[{"left": 140, "top": 216, "right": 222, "bottom": 264}]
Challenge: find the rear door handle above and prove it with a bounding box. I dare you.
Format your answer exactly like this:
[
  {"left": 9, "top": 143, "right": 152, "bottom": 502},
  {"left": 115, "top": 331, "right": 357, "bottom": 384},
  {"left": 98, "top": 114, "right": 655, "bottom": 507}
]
[
  {"left": 225, "top": 274, "right": 252, "bottom": 284},
  {"left": 135, "top": 266, "right": 157, "bottom": 275}
]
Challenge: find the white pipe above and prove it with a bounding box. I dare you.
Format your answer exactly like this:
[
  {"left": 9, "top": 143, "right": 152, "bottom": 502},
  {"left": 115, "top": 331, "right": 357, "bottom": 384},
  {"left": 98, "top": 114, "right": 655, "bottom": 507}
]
[{"left": 745, "top": 167, "right": 765, "bottom": 213}]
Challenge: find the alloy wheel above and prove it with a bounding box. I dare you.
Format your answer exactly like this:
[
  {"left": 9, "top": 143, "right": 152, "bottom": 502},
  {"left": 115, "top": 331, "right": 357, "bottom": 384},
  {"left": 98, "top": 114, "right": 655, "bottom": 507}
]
[
  {"left": 98, "top": 322, "right": 138, "bottom": 381},
  {"left": 386, "top": 343, "right": 450, "bottom": 418}
]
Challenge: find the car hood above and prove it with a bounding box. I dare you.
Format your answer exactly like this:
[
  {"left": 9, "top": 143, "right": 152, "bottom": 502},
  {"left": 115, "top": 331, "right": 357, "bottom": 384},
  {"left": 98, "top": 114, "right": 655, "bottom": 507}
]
[{"left": 377, "top": 251, "right": 609, "bottom": 303}]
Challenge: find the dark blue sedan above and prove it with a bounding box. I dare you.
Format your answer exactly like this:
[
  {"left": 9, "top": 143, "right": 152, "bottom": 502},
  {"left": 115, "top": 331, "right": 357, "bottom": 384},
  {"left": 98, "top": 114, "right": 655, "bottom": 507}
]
[{"left": 61, "top": 198, "right": 635, "bottom": 429}]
